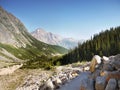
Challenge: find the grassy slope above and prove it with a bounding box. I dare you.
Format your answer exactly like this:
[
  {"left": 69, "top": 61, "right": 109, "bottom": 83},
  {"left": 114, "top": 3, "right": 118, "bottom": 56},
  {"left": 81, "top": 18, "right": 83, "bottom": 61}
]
[
  {"left": 0, "top": 42, "right": 68, "bottom": 60},
  {"left": 0, "top": 41, "right": 68, "bottom": 69}
]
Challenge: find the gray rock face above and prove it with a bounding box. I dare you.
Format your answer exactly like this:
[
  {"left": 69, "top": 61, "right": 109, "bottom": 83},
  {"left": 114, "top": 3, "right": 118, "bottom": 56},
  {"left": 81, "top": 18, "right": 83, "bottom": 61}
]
[
  {"left": 89, "top": 54, "right": 120, "bottom": 90},
  {"left": 31, "top": 28, "right": 81, "bottom": 49},
  {"left": 80, "top": 78, "right": 94, "bottom": 90},
  {"left": 91, "top": 70, "right": 100, "bottom": 80},
  {"left": 0, "top": 7, "right": 34, "bottom": 62},
  {"left": 102, "top": 63, "right": 114, "bottom": 71},
  {"left": 31, "top": 28, "right": 62, "bottom": 45},
  {"left": 110, "top": 54, "right": 120, "bottom": 70},
  {"left": 105, "top": 79, "right": 117, "bottom": 90},
  {"left": 95, "top": 76, "right": 106, "bottom": 90},
  {"left": 0, "top": 7, "right": 32, "bottom": 47}
]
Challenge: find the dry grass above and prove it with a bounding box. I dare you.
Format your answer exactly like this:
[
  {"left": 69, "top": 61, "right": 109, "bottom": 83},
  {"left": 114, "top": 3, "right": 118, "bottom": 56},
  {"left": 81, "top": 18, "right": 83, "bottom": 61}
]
[
  {"left": 0, "top": 68, "right": 53, "bottom": 90},
  {"left": 0, "top": 69, "right": 27, "bottom": 90}
]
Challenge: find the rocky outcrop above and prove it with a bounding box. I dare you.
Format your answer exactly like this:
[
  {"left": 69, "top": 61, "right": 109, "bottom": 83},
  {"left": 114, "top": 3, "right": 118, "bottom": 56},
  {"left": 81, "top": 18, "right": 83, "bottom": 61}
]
[
  {"left": 0, "top": 7, "right": 32, "bottom": 47},
  {"left": 81, "top": 54, "right": 120, "bottom": 90},
  {"left": 80, "top": 78, "right": 94, "bottom": 90},
  {"left": 90, "top": 55, "right": 101, "bottom": 73},
  {"left": 105, "top": 79, "right": 117, "bottom": 90},
  {"left": 111, "top": 54, "right": 120, "bottom": 70},
  {"left": 91, "top": 70, "right": 100, "bottom": 80},
  {"left": 95, "top": 76, "right": 106, "bottom": 90}
]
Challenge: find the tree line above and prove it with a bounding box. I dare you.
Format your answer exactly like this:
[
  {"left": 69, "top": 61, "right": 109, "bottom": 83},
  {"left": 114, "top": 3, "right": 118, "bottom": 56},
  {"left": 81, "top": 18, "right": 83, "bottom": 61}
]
[{"left": 54, "top": 26, "right": 120, "bottom": 65}]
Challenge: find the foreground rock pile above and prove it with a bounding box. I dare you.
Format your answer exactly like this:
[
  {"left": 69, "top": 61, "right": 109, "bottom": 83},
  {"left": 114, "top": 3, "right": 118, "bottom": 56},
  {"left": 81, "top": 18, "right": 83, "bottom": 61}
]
[
  {"left": 16, "top": 72, "right": 50, "bottom": 90},
  {"left": 40, "top": 68, "right": 81, "bottom": 90},
  {"left": 16, "top": 65, "right": 82, "bottom": 90},
  {"left": 80, "top": 54, "right": 120, "bottom": 90}
]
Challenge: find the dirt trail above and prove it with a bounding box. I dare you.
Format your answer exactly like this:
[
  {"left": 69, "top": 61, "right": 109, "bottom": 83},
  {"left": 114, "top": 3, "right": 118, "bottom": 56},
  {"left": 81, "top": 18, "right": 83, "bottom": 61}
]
[{"left": 59, "top": 72, "right": 91, "bottom": 90}]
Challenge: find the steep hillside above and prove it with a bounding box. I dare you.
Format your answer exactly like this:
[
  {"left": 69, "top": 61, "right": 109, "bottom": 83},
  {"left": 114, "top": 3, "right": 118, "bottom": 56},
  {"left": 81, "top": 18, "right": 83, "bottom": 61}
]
[
  {"left": 0, "top": 7, "right": 67, "bottom": 64},
  {"left": 56, "top": 27, "right": 120, "bottom": 65},
  {"left": 31, "top": 28, "right": 80, "bottom": 49}
]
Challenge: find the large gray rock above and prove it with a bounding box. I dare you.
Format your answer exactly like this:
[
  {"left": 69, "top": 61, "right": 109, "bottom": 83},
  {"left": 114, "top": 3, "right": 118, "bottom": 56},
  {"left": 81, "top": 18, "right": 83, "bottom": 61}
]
[
  {"left": 80, "top": 78, "right": 94, "bottom": 90},
  {"left": 53, "top": 77, "right": 62, "bottom": 89},
  {"left": 105, "top": 79, "right": 117, "bottom": 90},
  {"left": 102, "top": 63, "right": 114, "bottom": 71},
  {"left": 91, "top": 70, "right": 100, "bottom": 80},
  {"left": 40, "top": 79, "right": 54, "bottom": 90},
  {"left": 95, "top": 76, "right": 106, "bottom": 90},
  {"left": 109, "top": 54, "right": 120, "bottom": 70}
]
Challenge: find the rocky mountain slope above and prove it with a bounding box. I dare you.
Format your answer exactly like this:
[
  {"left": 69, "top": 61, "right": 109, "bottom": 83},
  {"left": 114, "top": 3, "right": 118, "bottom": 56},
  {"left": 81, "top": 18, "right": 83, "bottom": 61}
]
[
  {"left": 0, "top": 7, "right": 67, "bottom": 64},
  {"left": 0, "top": 7, "right": 31, "bottom": 48},
  {"left": 31, "top": 28, "right": 80, "bottom": 49}
]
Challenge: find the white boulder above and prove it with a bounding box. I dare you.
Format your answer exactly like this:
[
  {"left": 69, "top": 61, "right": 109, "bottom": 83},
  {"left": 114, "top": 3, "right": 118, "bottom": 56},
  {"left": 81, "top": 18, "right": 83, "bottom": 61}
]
[
  {"left": 94, "top": 55, "right": 101, "bottom": 64},
  {"left": 103, "top": 56, "right": 109, "bottom": 61}
]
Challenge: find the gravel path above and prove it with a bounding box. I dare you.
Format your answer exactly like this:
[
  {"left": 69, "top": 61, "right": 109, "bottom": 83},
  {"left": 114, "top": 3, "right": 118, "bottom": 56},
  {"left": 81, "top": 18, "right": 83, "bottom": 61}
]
[{"left": 59, "top": 72, "right": 91, "bottom": 90}]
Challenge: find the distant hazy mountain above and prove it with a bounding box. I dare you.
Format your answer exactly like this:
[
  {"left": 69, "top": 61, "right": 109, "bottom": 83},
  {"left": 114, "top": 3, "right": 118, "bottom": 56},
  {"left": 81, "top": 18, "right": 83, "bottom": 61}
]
[
  {"left": 0, "top": 7, "right": 67, "bottom": 63},
  {"left": 31, "top": 28, "right": 81, "bottom": 49}
]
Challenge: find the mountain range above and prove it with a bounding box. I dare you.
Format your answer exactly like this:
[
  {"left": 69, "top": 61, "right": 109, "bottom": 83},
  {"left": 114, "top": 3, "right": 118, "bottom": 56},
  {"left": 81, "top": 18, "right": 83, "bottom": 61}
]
[
  {"left": 0, "top": 7, "right": 67, "bottom": 63},
  {"left": 31, "top": 28, "right": 80, "bottom": 49}
]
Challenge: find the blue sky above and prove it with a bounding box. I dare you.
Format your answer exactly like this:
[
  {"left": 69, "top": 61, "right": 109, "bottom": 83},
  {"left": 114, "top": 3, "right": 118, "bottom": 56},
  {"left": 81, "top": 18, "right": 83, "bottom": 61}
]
[{"left": 0, "top": 0, "right": 120, "bottom": 40}]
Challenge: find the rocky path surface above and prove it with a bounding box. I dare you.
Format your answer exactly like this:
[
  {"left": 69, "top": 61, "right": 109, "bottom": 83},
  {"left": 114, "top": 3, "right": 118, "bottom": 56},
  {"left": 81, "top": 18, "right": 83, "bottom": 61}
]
[{"left": 59, "top": 72, "right": 90, "bottom": 90}]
